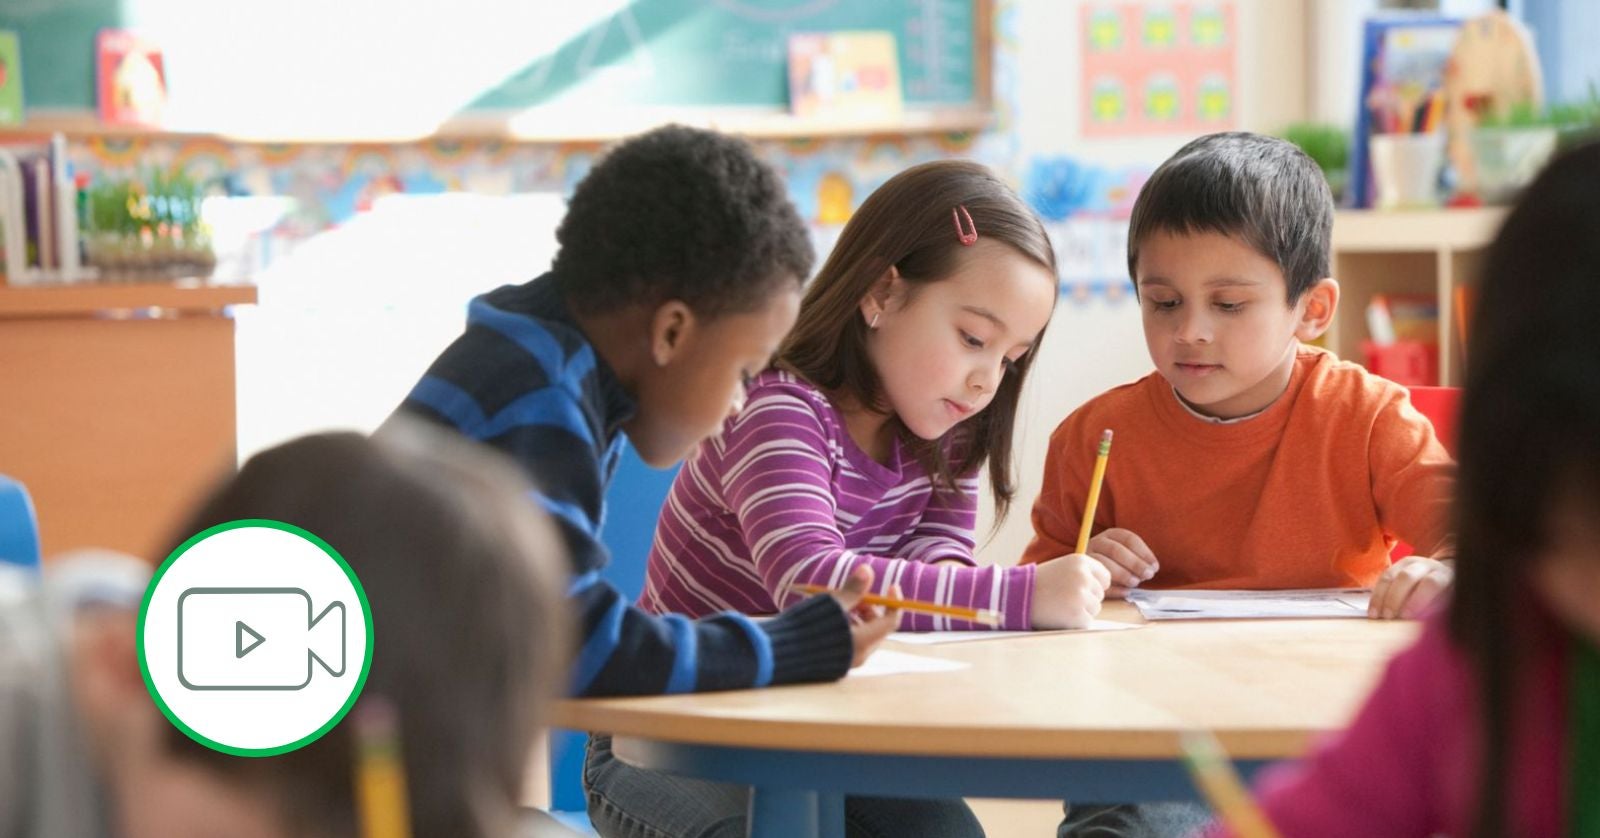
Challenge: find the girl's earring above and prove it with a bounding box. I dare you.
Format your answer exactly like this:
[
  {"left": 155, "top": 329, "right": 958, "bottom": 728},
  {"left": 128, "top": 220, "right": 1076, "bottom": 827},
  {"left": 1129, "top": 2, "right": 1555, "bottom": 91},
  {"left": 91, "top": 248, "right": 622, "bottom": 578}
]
[{"left": 869, "top": 313, "right": 880, "bottom": 329}]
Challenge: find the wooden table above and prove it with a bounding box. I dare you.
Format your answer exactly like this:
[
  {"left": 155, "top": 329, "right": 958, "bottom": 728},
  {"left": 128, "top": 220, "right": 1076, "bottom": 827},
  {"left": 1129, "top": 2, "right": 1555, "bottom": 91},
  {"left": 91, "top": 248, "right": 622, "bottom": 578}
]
[
  {"left": 0, "top": 280, "right": 256, "bottom": 559},
  {"left": 553, "top": 603, "right": 1420, "bottom": 838}
]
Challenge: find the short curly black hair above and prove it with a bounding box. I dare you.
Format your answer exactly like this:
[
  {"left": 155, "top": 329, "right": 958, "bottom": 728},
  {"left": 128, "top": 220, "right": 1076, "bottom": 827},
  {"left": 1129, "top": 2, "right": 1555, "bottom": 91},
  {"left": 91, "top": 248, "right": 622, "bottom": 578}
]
[{"left": 552, "top": 125, "right": 814, "bottom": 318}]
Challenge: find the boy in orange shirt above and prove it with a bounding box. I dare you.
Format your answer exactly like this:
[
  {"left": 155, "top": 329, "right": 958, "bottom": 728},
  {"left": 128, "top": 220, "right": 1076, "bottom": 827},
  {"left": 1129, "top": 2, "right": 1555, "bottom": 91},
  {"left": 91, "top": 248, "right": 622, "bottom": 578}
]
[{"left": 1023, "top": 132, "right": 1454, "bottom": 622}]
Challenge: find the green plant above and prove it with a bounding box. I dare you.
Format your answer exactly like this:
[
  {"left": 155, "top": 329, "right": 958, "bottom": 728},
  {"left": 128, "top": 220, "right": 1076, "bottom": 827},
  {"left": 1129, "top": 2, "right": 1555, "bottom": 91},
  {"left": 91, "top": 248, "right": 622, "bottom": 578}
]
[
  {"left": 1280, "top": 123, "right": 1350, "bottom": 200},
  {"left": 81, "top": 165, "right": 215, "bottom": 279},
  {"left": 1480, "top": 87, "right": 1599, "bottom": 128},
  {"left": 1281, "top": 123, "right": 1351, "bottom": 173}
]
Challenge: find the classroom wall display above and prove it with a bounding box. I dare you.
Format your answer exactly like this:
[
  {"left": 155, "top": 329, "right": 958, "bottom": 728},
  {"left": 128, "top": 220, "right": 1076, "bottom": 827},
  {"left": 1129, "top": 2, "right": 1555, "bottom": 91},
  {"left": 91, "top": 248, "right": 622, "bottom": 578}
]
[
  {"left": 1023, "top": 155, "right": 1146, "bottom": 305},
  {"left": 52, "top": 0, "right": 1137, "bottom": 308},
  {"left": 1079, "top": 2, "right": 1236, "bottom": 138},
  {"left": 787, "top": 30, "right": 904, "bottom": 120},
  {"left": 63, "top": 131, "right": 979, "bottom": 270}
]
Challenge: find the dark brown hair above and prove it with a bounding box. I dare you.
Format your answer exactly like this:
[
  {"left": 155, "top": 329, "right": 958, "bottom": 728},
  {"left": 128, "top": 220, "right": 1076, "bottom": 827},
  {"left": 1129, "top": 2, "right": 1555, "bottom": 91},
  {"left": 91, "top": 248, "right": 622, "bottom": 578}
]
[
  {"left": 779, "top": 159, "right": 1056, "bottom": 520},
  {"left": 163, "top": 421, "right": 569, "bottom": 838},
  {"left": 1128, "top": 132, "right": 1333, "bottom": 305},
  {"left": 1448, "top": 140, "right": 1600, "bottom": 838}
]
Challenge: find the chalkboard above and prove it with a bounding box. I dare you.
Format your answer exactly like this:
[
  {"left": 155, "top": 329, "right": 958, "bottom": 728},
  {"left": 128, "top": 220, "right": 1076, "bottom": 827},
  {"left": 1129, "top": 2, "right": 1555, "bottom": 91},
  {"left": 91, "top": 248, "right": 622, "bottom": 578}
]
[
  {"left": 471, "top": 0, "right": 983, "bottom": 110},
  {"left": 0, "top": 0, "right": 122, "bottom": 110},
  {"left": 1, "top": 0, "right": 984, "bottom": 115}
]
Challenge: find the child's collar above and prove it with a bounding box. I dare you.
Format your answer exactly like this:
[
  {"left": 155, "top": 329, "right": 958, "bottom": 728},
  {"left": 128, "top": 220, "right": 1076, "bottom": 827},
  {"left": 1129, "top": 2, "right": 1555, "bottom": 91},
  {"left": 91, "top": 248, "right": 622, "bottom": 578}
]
[{"left": 1169, "top": 386, "right": 1272, "bottom": 425}]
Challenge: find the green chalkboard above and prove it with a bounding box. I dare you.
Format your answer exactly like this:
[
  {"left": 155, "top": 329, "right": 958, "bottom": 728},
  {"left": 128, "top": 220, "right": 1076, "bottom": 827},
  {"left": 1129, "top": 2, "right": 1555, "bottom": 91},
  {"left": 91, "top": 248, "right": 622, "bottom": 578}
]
[
  {"left": 0, "top": 0, "right": 122, "bottom": 110},
  {"left": 0, "top": 0, "right": 982, "bottom": 116},
  {"left": 470, "top": 0, "right": 982, "bottom": 110}
]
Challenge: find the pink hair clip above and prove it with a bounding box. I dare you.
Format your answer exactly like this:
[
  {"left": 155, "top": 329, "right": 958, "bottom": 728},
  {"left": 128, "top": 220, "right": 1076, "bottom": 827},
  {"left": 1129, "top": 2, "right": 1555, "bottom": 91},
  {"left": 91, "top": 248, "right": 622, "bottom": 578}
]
[{"left": 952, "top": 205, "right": 977, "bottom": 246}]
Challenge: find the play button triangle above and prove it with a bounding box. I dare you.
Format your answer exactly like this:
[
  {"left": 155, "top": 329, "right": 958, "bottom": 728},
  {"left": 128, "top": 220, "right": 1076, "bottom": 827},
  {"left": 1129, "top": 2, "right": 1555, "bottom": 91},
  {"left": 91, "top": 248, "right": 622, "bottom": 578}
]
[{"left": 236, "top": 621, "right": 265, "bottom": 659}]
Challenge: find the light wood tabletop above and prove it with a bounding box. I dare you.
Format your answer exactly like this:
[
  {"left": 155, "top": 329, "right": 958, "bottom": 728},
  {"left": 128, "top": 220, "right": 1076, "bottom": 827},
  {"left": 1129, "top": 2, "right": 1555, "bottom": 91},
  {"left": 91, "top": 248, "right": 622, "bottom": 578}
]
[{"left": 552, "top": 602, "right": 1421, "bottom": 761}]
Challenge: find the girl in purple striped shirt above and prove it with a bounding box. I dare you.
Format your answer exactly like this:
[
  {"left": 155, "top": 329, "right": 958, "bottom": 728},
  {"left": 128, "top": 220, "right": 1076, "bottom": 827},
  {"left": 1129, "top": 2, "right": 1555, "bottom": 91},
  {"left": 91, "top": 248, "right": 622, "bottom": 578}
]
[
  {"left": 596, "top": 160, "right": 1114, "bottom": 838},
  {"left": 643, "top": 159, "right": 1110, "bottom": 636}
]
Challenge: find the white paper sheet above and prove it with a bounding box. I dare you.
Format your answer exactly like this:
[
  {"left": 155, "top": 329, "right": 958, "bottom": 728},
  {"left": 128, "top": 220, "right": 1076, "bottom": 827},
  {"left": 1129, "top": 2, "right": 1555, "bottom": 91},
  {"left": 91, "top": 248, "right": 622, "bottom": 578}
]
[
  {"left": 886, "top": 620, "right": 1142, "bottom": 645},
  {"left": 846, "top": 649, "right": 970, "bottom": 678},
  {"left": 1125, "top": 588, "right": 1373, "bottom": 620}
]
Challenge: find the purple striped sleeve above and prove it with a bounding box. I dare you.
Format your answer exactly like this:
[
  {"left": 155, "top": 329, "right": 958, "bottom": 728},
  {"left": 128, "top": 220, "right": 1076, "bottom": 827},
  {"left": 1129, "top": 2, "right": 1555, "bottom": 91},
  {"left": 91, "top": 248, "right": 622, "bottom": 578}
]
[{"left": 716, "top": 390, "right": 1035, "bottom": 631}]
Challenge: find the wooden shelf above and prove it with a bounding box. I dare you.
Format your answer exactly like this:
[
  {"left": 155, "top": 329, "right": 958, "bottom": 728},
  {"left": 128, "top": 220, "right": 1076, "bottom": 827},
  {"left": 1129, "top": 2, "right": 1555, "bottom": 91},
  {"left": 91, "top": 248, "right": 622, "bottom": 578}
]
[
  {"left": 1331, "top": 207, "right": 1507, "bottom": 252},
  {"left": 1327, "top": 208, "right": 1506, "bottom": 387},
  {"left": 0, "top": 279, "right": 256, "bottom": 318},
  {"left": 1, "top": 107, "right": 993, "bottom": 145}
]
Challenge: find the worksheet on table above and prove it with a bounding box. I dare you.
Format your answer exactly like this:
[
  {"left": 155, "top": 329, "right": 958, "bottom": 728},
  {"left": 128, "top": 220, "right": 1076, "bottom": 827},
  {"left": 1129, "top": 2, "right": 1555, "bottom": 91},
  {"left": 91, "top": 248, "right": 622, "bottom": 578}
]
[{"left": 1125, "top": 588, "right": 1372, "bottom": 620}]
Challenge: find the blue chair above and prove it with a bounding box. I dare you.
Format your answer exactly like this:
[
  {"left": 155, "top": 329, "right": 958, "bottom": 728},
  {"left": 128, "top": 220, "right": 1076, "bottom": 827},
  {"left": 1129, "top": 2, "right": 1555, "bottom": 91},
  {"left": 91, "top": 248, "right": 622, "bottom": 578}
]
[
  {"left": 0, "top": 475, "right": 42, "bottom": 571},
  {"left": 547, "top": 446, "right": 679, "bottom": 831}
]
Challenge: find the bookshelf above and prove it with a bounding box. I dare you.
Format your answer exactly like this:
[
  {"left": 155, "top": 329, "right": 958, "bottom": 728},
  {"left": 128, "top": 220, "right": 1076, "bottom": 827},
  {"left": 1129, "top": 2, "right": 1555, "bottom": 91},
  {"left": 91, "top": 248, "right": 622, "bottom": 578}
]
[{"left": 1327, "top": 207, "right": 1506, "bottom": 387}]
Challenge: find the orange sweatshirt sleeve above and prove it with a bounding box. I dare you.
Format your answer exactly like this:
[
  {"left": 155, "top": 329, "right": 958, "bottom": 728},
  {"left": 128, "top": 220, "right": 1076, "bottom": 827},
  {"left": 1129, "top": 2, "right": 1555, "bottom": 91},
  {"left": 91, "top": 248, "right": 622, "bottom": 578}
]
[
  {"left": 1022, "top": 415, "right": 1094, "bottom": 565},
  {"left": 1368, "top": 388, "right": 1456, "bottom": 558}
]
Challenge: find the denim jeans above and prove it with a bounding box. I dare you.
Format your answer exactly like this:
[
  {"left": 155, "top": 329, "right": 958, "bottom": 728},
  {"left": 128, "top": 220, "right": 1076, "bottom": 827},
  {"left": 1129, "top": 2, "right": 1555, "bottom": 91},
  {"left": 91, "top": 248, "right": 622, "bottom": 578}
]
[
  {"left": 1057, "top": 802, "right": 1212, "bottom": 837},
  {"left": 584, "top": 734, "right": 986, "bottom": 838}
]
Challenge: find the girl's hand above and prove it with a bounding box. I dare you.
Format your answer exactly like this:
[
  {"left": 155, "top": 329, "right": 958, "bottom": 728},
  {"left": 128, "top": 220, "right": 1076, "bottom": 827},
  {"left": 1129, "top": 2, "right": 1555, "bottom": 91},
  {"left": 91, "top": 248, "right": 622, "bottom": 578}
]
[
  {"left": 1086, "top": 528, "right": 1160, "bottom": 596},
  {"left": 1029, "top": 553, "right": 1110, "bottom": 629},
  {"left": 1369, "top": 556, "right": 1454, "bottom": 619},
  {"left": 829, "top": 564, "right": 903, "bottom": 667}
]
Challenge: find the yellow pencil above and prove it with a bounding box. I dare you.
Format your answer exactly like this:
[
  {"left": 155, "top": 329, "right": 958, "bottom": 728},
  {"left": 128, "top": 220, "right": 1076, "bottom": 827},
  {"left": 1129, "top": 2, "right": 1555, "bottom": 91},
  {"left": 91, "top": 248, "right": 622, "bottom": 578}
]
[
  {"left": 792, "top": 583, "right": 1003, "bottom": 626},
  {"left": 1074, "top": 429, "right": 1114, "bottom": 555},
  {"left": 1179, "top": 730, "right": 1282, "bottom": 838},
  {"left": 354, "top": 699, "right": 414, "bottom": 838}
]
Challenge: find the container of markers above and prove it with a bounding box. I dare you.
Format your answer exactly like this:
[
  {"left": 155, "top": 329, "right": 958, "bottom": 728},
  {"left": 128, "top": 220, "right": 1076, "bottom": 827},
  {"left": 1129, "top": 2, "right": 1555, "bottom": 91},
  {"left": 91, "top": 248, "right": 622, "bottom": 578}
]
[{"left": 1368, "top": 132, "right": 1446, "bottom": 210}]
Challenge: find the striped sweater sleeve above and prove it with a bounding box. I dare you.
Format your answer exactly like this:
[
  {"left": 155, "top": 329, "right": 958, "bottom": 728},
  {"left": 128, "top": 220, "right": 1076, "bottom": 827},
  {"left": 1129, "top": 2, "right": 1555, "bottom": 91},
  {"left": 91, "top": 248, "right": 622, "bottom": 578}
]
[
  {"left": 397, "top": 334, "right": 851, "bottom": 697},
  {"left": 897, "top": 477, "right": 981, "bottom": 566},
  {"left": 717, "top": 389, "right": 1036, "bottom": 631}
]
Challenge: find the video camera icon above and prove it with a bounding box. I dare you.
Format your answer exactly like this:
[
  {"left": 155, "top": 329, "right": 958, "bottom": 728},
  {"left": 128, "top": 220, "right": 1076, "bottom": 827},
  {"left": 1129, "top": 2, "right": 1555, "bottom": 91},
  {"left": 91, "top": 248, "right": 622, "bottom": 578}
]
[{"left": 176, "top": 588, "right": 346, "bottom": 691}]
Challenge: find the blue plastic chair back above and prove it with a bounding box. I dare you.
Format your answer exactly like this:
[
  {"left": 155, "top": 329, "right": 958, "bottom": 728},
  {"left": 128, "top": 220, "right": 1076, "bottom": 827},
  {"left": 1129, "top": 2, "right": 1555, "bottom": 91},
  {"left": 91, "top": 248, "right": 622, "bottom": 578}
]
[
  {"left": 0, "top": 475, "right": 42, "bottom": 571},
  {"left": 548, "top": 445, "right": 679, "bottom": 825}
]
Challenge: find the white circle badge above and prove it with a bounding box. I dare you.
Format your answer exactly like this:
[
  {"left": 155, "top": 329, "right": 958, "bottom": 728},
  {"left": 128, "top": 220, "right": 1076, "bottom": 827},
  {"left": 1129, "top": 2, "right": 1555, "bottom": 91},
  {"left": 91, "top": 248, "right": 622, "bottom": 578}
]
[{"left": 138, "top": 520, "right": 373, "bottom": 756}]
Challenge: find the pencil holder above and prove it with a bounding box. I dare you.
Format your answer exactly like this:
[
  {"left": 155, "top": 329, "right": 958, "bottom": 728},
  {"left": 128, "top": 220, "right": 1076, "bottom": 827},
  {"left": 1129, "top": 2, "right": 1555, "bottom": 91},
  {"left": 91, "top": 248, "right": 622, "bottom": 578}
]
[{"left": 1368, "top": 132, "right": 1445, "bottom": 209}]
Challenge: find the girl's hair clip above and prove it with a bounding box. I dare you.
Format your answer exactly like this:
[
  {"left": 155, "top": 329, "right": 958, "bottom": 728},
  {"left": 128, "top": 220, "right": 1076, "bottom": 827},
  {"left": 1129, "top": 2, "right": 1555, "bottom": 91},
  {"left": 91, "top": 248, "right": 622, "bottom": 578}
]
[{"left": 953, "top": 205, "right": 978, "bottom": 246}]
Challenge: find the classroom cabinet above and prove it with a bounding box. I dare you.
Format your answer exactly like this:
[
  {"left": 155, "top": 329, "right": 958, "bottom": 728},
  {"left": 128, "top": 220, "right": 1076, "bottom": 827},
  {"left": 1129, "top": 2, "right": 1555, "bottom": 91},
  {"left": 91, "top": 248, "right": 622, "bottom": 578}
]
[{"left": 0, "top": 280, "right": 256, "bottom": 560}]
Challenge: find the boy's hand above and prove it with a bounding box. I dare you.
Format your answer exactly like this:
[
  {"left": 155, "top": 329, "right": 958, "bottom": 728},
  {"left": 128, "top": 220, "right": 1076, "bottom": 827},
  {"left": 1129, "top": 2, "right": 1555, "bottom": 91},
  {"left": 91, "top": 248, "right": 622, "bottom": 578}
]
[
  {"left": 1029, "top": 553, "right": 1111, "bottom": 629},
  {"left": 1086, "top": 528, "right": 1160, "bottom": 596},
  {"left": 830, "top": 564, "right": 902, "bottom": 667},
  {"left": 1369, "top": 556, "right": 1454, "bottom": 620}
]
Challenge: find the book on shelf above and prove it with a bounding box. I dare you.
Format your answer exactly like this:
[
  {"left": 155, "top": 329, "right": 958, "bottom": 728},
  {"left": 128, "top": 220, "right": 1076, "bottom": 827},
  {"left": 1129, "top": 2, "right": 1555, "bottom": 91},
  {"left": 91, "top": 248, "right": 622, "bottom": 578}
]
[{"left": 0, "top": 132, "right": 85, "bottom": 285}]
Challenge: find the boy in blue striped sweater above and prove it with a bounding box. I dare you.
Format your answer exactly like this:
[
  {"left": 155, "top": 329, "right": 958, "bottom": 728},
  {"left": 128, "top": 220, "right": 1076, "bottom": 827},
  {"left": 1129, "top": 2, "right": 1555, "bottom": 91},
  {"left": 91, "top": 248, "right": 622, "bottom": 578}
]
[{"left": 394, "top": 125, "right": 897, "bottom": 699}]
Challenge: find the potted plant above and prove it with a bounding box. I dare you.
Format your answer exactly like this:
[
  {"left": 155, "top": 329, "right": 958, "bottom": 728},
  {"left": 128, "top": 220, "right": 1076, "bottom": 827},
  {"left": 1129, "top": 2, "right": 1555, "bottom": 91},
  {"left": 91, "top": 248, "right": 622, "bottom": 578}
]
[
  {"left": 83, "top": 166, "right": 215, "bottom": 280},
  {"left": 1281, "top": 123, "right": 1351, "bottom": 204}
]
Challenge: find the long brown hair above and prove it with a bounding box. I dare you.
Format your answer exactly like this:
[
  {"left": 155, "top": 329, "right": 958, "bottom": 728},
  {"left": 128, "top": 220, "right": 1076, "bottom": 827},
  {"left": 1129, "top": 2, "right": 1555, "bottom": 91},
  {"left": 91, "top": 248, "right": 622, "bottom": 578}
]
[
  {"left": 1448, "top": 140, "right": 1600, "bottom": 838},
  {"left": 779, "top": 159, "right": 1057, "bottom": 521}
]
